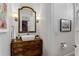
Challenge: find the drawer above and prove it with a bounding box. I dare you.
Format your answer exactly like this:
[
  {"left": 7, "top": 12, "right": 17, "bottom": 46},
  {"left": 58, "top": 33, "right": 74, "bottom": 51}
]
[
  {"left": 12, "top": 43, "right": 23, "bottom": 48},
  {"left": 11, "top": 39, "right": 43, "bottom": 56},
  {"left": 23, "top": 49, "right": 42, "bottom": 56},
  {"left": 13, "top": 47, "right": 23, "bottom": 53}
]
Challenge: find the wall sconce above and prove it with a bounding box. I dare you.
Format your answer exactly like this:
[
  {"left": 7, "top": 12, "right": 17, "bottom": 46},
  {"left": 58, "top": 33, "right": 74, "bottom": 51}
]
[
  {"left": 12, "top": 13, "right": 18, "bottom": 21},
  {"left": 36, "top": 16, "right": 41, "bottom": 23}
]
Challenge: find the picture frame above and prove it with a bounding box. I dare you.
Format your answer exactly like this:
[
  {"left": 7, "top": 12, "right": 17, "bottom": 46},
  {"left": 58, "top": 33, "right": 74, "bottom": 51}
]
[
  {"left": 0, "top": 3, "right": 8, "bottom": 32},
  {"left": 60, "top": 19, "right": 71, "bottom": 32}
]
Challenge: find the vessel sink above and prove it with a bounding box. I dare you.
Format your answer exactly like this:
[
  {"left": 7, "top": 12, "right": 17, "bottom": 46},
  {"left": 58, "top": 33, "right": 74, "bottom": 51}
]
[{"left": 21, "top": 35, "right": 35, "bottom": 41}]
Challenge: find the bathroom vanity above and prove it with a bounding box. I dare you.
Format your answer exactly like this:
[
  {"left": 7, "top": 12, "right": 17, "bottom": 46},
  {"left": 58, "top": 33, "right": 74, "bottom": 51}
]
[
  {"left": 10, "top": 6, "right": 43, "bottom": 56},
  {"left": 10, "top": 38, "right": 43, "bottom": 56}
]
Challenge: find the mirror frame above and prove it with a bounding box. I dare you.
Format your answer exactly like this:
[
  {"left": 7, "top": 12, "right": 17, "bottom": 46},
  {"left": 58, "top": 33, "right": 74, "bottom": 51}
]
[{"left": 18, "top": 6, "right": 36, "bottom": 33}]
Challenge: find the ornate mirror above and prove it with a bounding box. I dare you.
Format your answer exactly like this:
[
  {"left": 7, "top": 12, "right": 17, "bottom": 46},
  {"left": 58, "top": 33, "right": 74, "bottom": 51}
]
[{"left": 18, "top": 6, "right": 36, "bottom": 33}]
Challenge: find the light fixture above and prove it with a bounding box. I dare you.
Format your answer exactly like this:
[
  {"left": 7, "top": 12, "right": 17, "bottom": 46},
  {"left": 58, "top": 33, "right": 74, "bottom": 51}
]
[
  {"left": 36, "top": 16, "right": 41, "bottom": 23},
  {"left": 12, "top": 13, "right": 18, "bottom": 21}
]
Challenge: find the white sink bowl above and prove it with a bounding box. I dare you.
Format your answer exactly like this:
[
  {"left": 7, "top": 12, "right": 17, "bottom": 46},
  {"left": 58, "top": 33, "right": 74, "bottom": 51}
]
[{"left": 21, "top": 35, "right": 35, "bottom": 41}]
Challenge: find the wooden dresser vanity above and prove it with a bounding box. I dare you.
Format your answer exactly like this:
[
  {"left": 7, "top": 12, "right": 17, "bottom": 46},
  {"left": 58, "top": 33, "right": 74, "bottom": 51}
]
[
  {"left": 10, "top": 36, "right": 43, "bottom": 56},
  {"left": 10, "top": 6, "right": 43, "bottom": 56}
]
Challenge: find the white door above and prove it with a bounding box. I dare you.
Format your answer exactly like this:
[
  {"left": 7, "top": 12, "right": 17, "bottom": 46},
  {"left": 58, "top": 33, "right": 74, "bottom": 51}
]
[
  {"left": 75, "top": 31, "right": 79, "bottom": 56},
  {"left": 74, "top": 3, "right": 79, "bottom": 56}
]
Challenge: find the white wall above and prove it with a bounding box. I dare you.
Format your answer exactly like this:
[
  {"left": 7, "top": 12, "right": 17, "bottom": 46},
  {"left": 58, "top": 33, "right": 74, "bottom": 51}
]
[
  {"left": 0, "top": 3, "right": 12, "bottom": 56},
  {"left": 0, "top": 3, "right": 75, "bottom": 56},
  {"left": 11, "top": 3, "right": 52, "bottom": 56},
  {"left": 38, "top": 3, "right": 51, "bottom": 55},
  {"left": 50, "top": 3, "right": 75, "bottom": 56},
  {"left": 11, "top": 3, "right": 41, "bottom": 38},
  {"left": 38, "top": 3, "right": 75, "bottom": 56}
]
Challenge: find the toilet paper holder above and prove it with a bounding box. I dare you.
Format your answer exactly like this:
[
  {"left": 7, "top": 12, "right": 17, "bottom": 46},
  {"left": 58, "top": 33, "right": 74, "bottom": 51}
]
[
  {"left": 60, "top": 42, "right": 67, "bottom": 48},
  {"left": 60, "top": 42, "right": 77, "bottom": 48},
  {"left": 73, "top": 44, "right": 77, "bottom": 48}
]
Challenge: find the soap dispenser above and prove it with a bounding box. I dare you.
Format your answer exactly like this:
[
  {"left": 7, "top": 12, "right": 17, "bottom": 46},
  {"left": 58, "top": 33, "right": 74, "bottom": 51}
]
[
  {"left": 15, "top": 35, "right": 22, "bottom": 42},
  {"left": 34, "top": 35, "right": 40, "bottom": 40}
]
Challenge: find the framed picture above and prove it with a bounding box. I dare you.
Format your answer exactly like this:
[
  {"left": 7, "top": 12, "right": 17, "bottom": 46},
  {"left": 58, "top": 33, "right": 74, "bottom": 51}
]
[
  {"left": 0, "top": 3, "right": 8, "bottom": 32},
  {"left": 60, "top": 19, "right": 71, "bottom": 32}
]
